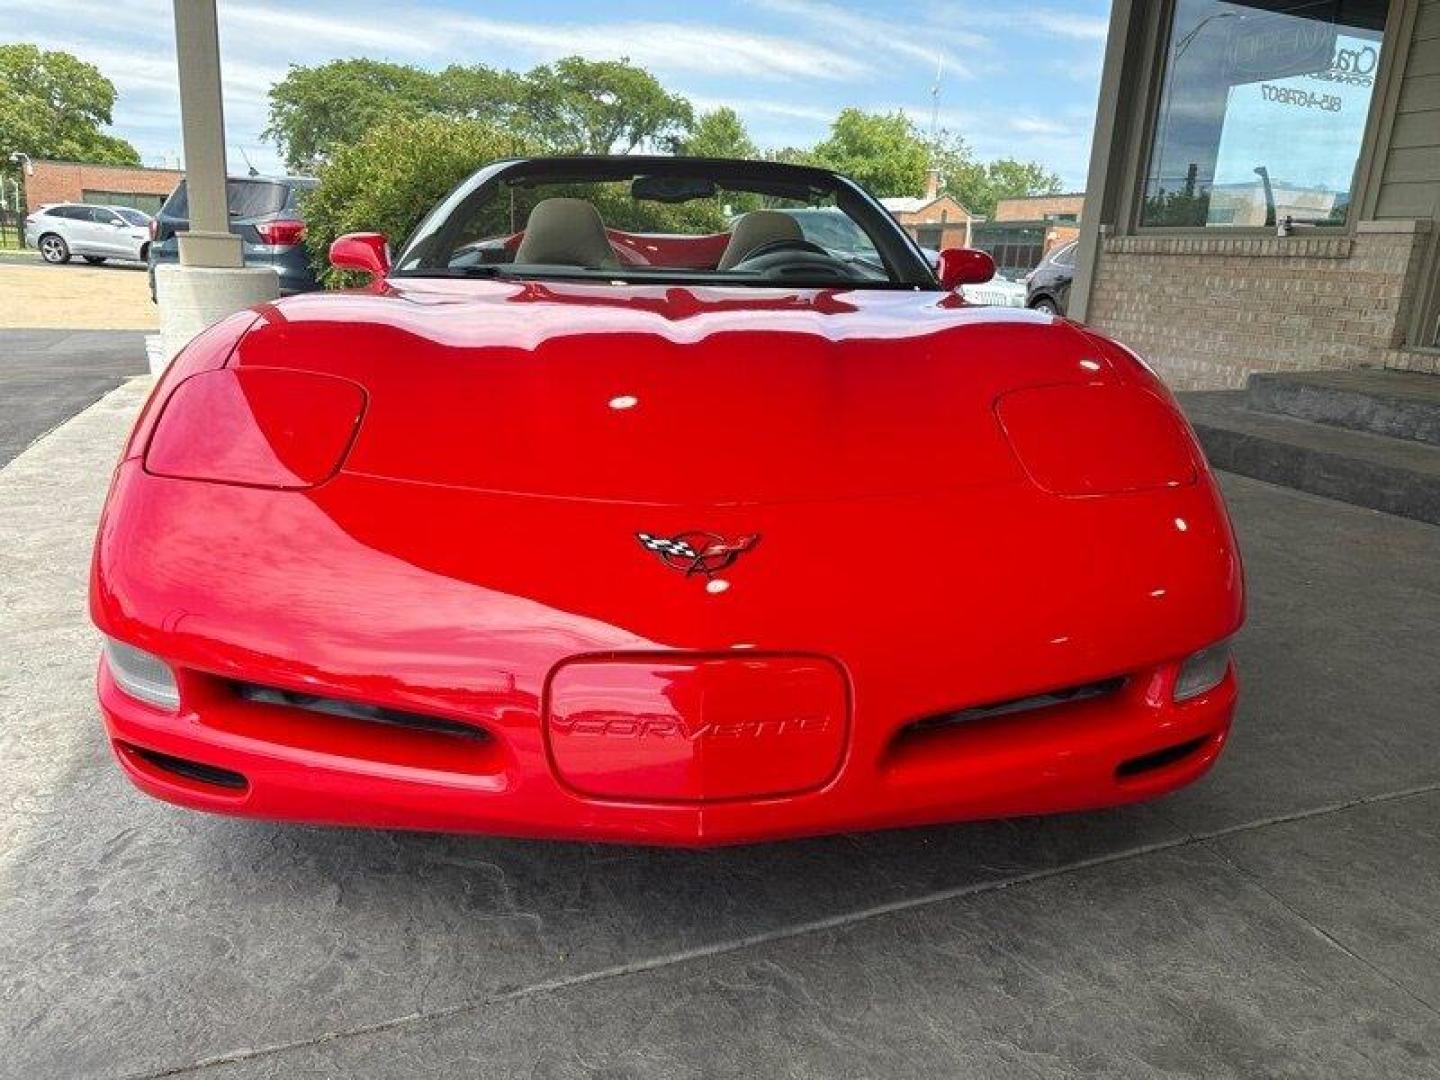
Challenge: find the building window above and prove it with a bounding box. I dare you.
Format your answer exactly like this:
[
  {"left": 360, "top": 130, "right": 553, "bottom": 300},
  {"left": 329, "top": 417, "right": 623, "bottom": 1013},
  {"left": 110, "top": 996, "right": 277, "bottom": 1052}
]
[
  {"left": 1141, "top": 0, "right": 1388, "bottom": 229},
  {"left": 971, "top": 222, "right": 1047, "bottom": 276}
]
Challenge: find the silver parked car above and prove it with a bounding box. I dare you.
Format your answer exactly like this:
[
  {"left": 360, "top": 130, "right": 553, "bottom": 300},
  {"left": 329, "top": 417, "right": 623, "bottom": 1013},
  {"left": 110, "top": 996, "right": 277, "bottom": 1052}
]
[{"left": 23, "top": 203, "right": 153, "bottom": 265}]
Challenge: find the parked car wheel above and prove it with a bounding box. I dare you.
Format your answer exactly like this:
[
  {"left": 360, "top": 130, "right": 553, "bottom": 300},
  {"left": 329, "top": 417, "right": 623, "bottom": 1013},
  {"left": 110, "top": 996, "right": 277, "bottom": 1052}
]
[
  {"left": 1030, "top": 296, "right": 1059, "bottom": 316},
  {"left": 38, "top": 234, "right": 71, "bottom": 264},
  {"left": 83, "top": 256, "right": 107, "bottom": 265}
]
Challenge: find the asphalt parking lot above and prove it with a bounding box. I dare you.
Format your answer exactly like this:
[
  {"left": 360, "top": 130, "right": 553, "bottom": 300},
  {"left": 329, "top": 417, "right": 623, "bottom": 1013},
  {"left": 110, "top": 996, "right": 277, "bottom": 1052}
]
[
  {"left": 2, "top": 377, "right": 1438, "bottom": 1079},
  {"left": 0, "top": 329, "right": 148, "bottom": 465}
]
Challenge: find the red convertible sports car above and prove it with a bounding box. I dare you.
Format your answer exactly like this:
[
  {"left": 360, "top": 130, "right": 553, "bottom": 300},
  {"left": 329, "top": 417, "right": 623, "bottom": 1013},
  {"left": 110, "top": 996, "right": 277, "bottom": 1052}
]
[{"left": 91, "top": 156, "right": 1243, "bottom": 845}]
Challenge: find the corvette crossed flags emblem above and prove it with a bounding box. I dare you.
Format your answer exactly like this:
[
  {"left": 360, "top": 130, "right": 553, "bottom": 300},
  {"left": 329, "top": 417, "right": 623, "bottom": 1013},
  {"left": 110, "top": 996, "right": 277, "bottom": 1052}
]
[{"left": 636, "top": 531, "right": 759, "bottom": 579}]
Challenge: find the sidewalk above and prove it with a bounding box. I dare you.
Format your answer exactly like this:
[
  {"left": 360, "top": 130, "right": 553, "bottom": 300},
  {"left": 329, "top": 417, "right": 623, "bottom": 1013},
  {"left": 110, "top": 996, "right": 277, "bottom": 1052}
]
[{"left": 2, "top": 382, "right": 1437, "bottom": 1079}]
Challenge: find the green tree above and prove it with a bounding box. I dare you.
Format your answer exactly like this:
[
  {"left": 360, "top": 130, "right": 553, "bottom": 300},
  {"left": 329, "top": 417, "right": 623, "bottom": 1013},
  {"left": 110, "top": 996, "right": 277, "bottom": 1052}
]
[
  {"left": 266, "top": 56, "right": 695, "bottom": 169},
  {"left": 507, "top": 57, "right": 693, "bottom": 154},
  {"left": 302, "top": 114, "right": 533, "bottom": 285},
  {"left": 811, "top": 109, "right": 928, "bottom": 197},
  {"left": 933, "top": 131, "right": 1063, "bottom": 217},
  {"left": 264, "top": 59, "right": 444, "bottom": 172},
  {"left": 0, "top": 44, "right": 139, "bottom": 169},
  {"left": 679, "top": 108, "right": 757, "bottom": 159},
  {"left": 763, "top": 145, "right": 816, "bottom": 166}
]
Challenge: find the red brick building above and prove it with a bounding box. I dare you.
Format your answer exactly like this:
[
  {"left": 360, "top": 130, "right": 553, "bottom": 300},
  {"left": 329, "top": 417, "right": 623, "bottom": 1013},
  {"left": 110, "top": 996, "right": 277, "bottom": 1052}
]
[
  {"left": 970, "top": 193, "right": 1086, "bottom": 279},
  {"left": 881, "top": 171, "right": 979, "bottom": 249},
  {"left": 22, "top": 159, "right": 183, "bottom": 215}
]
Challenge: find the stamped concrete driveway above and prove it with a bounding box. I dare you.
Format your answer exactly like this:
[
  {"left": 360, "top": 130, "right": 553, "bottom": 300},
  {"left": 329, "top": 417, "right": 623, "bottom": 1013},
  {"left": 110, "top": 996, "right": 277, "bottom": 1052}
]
[{"left": 2, "top": 380, "right": 1438, "bottom": 1079}]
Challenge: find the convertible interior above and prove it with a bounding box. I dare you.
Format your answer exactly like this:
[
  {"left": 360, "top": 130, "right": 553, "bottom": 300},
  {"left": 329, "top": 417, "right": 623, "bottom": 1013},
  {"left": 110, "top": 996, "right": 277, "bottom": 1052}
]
[
  {"left": 389, "top": 159, "right": 939, "bottom": 288},
  {"left": 439, "top": 190, "right": 897, "bottom": 285}
]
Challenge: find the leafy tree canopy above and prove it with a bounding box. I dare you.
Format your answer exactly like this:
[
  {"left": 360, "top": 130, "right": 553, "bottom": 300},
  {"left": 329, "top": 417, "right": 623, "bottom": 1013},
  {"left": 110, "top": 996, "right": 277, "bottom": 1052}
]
[
  {"left": 511, "top": 57, "right": 693, "bottom": 154},
  {"left": 810, "top": 109, "right": 928, "bottom": 198},
  {"left": 932, "top": 131, "right": 1063, "bottom": 218},
  {"left": 0, "top": 44, "right": 139, "bottom": 170},
  {"left": 679, "top": 108, "right": 758, "bottom": 159},
  {"left": 303, "top": 114, "right": 533, "bottom": 284},
  {"left": 264, "top": 59, "right": 446, "bottom": 173},
  {"left": 267, "top": 56, "right": 692, "bottom": 172}
]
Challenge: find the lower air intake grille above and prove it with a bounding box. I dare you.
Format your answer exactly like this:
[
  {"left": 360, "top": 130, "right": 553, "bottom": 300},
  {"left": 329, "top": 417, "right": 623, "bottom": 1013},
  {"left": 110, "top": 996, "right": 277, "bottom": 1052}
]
[
  {"left": 1117, "top": 736, "right": 1208, "bottom": 779},
  {"left": 125, "top": 744, "right": 248, "bottom": 790},
  {"left": 904, "top": 676, "right": 1127, "bottom": 735},
  {"left": 233, "top": 683, "right": 488, "bottom": 740}
]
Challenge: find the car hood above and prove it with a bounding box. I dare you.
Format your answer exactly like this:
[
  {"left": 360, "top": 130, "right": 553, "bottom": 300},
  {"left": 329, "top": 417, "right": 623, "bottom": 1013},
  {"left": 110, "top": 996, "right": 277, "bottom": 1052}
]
[{"left": 227, "top": 279, "right": 1122, "bottom": 506}]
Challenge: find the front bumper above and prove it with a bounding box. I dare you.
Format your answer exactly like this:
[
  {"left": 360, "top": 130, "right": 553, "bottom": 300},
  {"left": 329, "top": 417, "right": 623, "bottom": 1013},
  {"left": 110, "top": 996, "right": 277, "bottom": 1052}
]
[
  {"left": 100, "top": 652, "right": 1235, "bottom": 846},
  {"left": 93, "top": 459, "right": 1242, "bottom": 846}
]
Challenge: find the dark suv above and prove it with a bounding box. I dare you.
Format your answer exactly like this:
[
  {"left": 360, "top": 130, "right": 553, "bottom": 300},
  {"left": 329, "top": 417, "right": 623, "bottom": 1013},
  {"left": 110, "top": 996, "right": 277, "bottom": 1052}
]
[
  {"left": 1024, "top": 239, "right": 1077, "bottom": 316},
  {"left": 147, "top": 175, "right": 319, "bottom": 299}
]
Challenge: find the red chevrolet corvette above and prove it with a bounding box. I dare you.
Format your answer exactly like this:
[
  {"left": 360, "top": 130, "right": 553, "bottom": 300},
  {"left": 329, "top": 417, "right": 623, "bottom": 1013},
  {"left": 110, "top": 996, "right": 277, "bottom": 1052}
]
[{"left": 91, "top": 156, "right": 1243, "bottom": 845}]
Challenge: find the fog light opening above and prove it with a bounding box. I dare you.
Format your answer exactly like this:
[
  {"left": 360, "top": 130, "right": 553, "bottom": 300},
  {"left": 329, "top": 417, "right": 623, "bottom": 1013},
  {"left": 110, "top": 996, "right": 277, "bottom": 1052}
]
[
  {"left": 121, "top": 742, "right": 247, "bottom": 791},
  {"left": 1174, "top": 640, "right": 1232, "bottom": 703},
  {"left": 103, "top": 637, "right": 180, "bottom": 711}
]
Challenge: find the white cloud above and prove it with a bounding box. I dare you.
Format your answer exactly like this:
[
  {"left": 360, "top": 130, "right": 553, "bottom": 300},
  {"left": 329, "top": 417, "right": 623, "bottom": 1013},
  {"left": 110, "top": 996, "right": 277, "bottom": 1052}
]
[
  {"left": 684, "top": 94, "right": 835, "bottom": 124},
  {"left": 219, "top": 5, "right": 444, "bottom": 56},
  {"left": 1026, "top": 9, "right": 1110, "bottom": 41},
  {"left": 438, "top": 13, "right": 870, "bottom": 81},
  {"left": 925, "top": 2, "right": 1110, "bottom": 44},
  {"left": 749, "top": 0, "right": 985, "bottom": 77},
  {"left": 1009, "top": 115, "right": 1069, "bottom": 136}
]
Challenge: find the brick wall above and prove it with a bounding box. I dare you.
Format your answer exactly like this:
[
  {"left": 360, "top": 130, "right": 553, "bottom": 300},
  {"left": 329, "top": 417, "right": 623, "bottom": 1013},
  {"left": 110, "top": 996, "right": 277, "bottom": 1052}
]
[
  {"left": 892, "top": 196, "right": 976, "bottom": 248},
  {"left": 993, "top": 194, "right": 1085, "bottom": 223},
  {"left": 1085, "top": 220, "right": 1435, "bottom": 389},
  {"left": 23, "top": 160, "right": 183, "bottom": 213}
]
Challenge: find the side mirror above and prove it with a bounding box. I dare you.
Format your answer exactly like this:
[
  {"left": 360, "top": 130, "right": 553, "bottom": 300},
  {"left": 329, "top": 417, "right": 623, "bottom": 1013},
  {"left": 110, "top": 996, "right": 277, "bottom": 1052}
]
[
  {"left": 936, "top": 247, "right": 995, "bottom": 290},
  {"left": 328, "top": 232, "right": 390, "bottom": 282}
]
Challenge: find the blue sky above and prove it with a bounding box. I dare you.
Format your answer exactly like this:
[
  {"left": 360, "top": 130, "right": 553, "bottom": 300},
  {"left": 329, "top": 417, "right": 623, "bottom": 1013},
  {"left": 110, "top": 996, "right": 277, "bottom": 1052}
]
[{"left": 4, "top": 0, "right": 1112, "bottom": 188}]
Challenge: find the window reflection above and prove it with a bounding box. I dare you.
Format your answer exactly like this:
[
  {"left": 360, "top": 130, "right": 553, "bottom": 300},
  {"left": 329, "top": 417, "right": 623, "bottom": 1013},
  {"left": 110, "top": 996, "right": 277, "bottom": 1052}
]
[{"left": 1142, "top": 0, "right": 1388, "bottom": 229}]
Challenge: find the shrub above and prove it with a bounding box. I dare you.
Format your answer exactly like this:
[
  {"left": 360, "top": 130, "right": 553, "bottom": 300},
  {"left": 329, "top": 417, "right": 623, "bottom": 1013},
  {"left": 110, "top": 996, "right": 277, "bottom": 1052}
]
[{"left": 303, "top": 115, "right": 533, "bottom": 286}]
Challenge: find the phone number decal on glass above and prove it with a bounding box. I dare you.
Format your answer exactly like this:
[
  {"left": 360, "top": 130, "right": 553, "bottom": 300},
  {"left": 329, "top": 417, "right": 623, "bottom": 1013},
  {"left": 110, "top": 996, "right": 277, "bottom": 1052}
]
[{"left": 1259, "top": 84, "right": 1343, "bottom": 112}]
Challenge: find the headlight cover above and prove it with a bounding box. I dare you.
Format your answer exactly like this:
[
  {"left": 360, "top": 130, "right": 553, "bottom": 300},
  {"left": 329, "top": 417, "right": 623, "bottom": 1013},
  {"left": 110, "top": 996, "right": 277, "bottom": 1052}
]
[
  {"left": 103, "top": 637, "right": 180, "bottom": 711},
  {"left": 145, "top": 367, "right": 366, "bottom": 489},
  {"left": 996, "top": 383, "right": 1198, "bottom": 496},
  {"left": 1174, "top": 640, "right": 1232, "bottom": 702}
]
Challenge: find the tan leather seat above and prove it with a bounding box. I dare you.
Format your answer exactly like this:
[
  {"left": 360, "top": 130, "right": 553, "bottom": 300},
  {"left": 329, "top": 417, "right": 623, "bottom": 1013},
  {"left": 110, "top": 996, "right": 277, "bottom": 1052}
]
[
  {"left": 513, "top": 198, "right": 618, "bottom": 268},
  {"left": 717, "top": 210, "right": 805, "bottom": 270}
]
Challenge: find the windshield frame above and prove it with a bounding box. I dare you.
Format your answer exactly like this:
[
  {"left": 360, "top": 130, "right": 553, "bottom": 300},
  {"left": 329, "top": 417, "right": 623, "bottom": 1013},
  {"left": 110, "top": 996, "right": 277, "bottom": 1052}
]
[{"left": 391, "top": 156, "right": 941, "bottom": 291}]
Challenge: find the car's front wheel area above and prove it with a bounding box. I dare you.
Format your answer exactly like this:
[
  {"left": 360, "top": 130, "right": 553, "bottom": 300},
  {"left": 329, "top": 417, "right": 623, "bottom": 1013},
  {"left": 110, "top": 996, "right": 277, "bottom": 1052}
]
[{"left": 38, "top": 233, "right": 70, "bottom": 264}]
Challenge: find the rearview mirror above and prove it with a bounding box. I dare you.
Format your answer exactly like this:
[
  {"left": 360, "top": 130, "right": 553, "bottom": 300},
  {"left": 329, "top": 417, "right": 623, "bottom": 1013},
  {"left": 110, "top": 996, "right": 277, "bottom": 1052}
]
[
  {"left": 329, "top": 232, "right": 390, "bottom": 282},
  {"left": 631, "top": 175, "right": 718, "bottom": 203},
  {"left": 936, "top": 247, "right": 995, "bottom": 290}
]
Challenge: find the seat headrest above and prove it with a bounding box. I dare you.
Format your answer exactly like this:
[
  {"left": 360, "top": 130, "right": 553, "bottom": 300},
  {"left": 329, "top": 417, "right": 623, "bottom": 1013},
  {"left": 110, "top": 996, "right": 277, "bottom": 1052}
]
[
  {"left": 717, "top": 210, "right": 805, "bottom": 270},
  {"left": 513, "top": 198, "right": 618, "bottom": 269}
]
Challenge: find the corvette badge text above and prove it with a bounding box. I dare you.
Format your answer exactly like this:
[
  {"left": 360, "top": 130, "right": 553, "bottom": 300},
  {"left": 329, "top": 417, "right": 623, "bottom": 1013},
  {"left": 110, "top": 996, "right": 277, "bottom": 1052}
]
[{"left": 551, "top": 714, "right": 831, "bottom": 740}]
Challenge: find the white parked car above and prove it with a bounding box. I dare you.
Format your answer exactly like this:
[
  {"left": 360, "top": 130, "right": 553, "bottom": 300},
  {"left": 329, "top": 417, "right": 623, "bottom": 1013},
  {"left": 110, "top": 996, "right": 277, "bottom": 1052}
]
[
  {"left": 23, "top": 203, "right": 153, "bottom": 265},
  {"left": 961, "top": 273, "right": 1028, "bottom": 307}
]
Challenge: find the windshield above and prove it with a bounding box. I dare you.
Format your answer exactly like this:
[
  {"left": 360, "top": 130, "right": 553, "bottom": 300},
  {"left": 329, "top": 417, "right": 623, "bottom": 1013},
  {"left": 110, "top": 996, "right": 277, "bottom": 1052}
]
[
  {"left": 114, "top": 208, "right": 151, "bottom": 226},
  {"left": 394, "top": 160, "right": 933, "bottom": 290}
]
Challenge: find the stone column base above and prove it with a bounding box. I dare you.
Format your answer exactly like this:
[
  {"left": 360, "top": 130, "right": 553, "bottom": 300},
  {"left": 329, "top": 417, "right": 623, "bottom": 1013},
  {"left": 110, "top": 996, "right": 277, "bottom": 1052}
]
[{"left": 154, "top": 264, "right": 280, "bottom": 373}]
